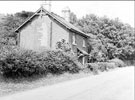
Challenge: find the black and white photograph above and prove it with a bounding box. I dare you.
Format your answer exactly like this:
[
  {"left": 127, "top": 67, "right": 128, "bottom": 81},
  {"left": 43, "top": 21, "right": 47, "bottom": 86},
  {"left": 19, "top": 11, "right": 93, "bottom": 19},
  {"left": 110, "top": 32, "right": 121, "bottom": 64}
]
[{"left": 0, "top": 1, "right": 134, "bottom": 100}]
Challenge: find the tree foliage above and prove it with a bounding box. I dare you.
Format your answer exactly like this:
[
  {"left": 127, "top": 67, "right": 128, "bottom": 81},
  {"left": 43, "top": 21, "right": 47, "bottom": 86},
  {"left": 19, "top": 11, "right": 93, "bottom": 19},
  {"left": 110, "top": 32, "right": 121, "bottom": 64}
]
[
  {"left": 0, "top": 11, "right": 34, "bottom": 45},
  {"left": 73, "top": 14, "right": 135, "bottom": 61},
  {"left": 0, "top": 10, "right": 134, "bottom": 61}
]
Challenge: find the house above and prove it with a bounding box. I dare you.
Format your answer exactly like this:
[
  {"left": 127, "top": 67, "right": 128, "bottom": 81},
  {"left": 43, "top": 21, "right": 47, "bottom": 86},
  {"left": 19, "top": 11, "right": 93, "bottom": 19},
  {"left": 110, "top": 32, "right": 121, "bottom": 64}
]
[{"left": 15, "top": 6, "right": 90, "bottom": 64}]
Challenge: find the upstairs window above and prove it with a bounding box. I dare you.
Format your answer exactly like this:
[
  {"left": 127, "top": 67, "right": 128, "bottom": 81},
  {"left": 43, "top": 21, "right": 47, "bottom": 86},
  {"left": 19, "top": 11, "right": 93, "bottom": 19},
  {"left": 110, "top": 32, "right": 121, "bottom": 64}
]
[
  {"left": 83, "top": 38, "right": 86, "bottom": 47},
  {"left": 72, "top": 33, "right": 77, "bottom": 45}
]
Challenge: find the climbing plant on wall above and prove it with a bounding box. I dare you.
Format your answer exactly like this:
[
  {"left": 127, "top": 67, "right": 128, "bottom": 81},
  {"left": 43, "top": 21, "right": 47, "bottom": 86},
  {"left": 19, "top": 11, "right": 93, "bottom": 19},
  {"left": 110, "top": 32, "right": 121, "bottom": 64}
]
[{"left": 56, "top": 39, "right": 73, "bottom": 54}]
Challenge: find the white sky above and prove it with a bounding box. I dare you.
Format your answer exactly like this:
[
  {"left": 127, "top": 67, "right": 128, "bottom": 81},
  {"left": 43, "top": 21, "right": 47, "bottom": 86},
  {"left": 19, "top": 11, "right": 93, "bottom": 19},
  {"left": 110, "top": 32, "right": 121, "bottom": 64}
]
[{"left": 0, "top": 1, "right": 134, "bottom": 27}]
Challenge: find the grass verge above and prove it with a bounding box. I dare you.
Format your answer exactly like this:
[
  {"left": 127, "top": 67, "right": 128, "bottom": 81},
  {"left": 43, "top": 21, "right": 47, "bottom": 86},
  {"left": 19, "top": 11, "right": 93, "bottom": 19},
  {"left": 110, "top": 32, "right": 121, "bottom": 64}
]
[
  {"left": 0, "top": 66, "right": 122, "bottom": 97},
  {"left": 0, "top": 71, "right": 93, "bottom": 97}
]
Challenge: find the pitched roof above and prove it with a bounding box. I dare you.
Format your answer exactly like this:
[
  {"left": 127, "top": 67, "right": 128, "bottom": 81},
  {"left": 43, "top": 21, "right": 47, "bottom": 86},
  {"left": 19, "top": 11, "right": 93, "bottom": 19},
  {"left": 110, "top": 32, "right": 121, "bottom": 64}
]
[{"left": 15, "top": 7, "right": 89, "bottom": 38}]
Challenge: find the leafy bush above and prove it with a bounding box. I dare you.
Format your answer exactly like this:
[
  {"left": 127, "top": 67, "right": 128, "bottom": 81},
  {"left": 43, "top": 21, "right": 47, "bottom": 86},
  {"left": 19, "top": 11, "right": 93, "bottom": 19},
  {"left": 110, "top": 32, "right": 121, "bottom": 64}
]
[
  {"left": 0, "top": 45, "right": 18, "bottom": 60},
  {"left": 124, "top": 60, "right": 135, "bottom": 66},
  {"left": 105, "top": 62, "right": 116, "bottom": 69},
  {"left": 86, "top": 63, "right": 99, "bottom": 74},
  {"left": 42, "top": 50, "right": 80, "bottom": 74},
  {"left": 108, "top": 58, "right": 125, "bottom": 67},
  {"left": 96, "top": 62, "right": 108, "bottom": 72},
  {"left": 86, "top": 61, "right": 117, "bottom": 74},
  {"left": 97, "top": 62, "right": 116, "bottom": 71},
  {"left": 56, "top": 39, "right": 72, "bottom": 54},
  {"left": 0, "top": 48, "right": 80, "bottom": 78},
  {"left": 0, "top": 49, "right": 44, "bottom": 78},
  {"left": 87, "top": 58, "right": 125, "bottom": 74}
]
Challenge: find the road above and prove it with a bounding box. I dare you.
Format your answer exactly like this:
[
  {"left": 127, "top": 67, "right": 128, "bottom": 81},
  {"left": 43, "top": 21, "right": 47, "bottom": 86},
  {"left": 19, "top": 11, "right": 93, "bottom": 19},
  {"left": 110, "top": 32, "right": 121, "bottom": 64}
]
[{"left": 0, "top": 67, "right": 134, "bottom": 100}]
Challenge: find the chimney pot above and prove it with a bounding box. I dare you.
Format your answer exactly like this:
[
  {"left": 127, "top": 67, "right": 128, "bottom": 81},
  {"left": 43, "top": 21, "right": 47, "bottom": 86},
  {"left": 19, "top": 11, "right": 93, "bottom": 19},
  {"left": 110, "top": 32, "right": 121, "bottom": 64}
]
[{"left": 62, "top": 6, "right": 70, "bottom": 22}]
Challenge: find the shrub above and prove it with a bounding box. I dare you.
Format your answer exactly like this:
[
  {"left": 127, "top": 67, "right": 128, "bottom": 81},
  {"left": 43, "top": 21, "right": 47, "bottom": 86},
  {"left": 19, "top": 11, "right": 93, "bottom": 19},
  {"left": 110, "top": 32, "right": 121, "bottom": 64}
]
[
  {"left": 56, "top": 39, "right": 72, "bottom": 54},
  {"left": 42, "top": 50, "right": 80, "bottom": 74},
  {"left": 97, "top": 62, "right": 108, "bottom": 72},
  {"left": 0, "top": 49, "right": 44, "bottom": 78},
  {"left": 0, "top": 45, "right": 19, "bottom": 60},
  {"left": 97, "top": 62, "right": 116, "bottom": 71},
  {"left": 108, "top": 58, "right": 125, "bottom": 67},
  {"left": 105, "top": 62, "right": 116, "bottom": 69},
  {"left": 86, "top": 63, "right": 99, "bottom": 74},
  {"left": 85, "top": 61, "right": 117, "bottom": 74},
  {"left": 0, "top": 48, "right": 80, "bottom": 78},
  {"left": 123, "top": 60, "right": 135, "bottom": 66}
]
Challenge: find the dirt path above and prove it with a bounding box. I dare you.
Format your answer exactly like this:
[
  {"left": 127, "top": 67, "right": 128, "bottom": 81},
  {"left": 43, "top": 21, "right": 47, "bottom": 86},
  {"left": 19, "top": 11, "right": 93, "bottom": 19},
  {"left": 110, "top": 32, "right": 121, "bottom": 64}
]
[{"left": 0, "top": 67, "right": 134, "bottom": 100}]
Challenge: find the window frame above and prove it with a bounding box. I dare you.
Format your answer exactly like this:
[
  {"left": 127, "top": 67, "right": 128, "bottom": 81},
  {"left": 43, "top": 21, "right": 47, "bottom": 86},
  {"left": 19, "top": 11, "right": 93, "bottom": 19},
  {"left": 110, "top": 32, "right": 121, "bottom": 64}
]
[
  {"left": 72, "top": 33, "right": 77, "bottom": 45},
  {"left": 83, "top": 38, "right": 86, "bottom": 47},
  {"left": 82, "top": 57, "right": 85, "bottom": 65}
]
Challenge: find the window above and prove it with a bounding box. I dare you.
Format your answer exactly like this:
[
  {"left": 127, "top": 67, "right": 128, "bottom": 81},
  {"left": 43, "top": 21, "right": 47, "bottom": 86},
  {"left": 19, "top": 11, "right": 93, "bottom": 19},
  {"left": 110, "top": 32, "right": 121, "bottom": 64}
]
[
  {"left": 83, "top": 38, "right": 86, "bottom": 47},
  {"left": 72, "top": 33, "right": 76, "bottom": 45},
  {"left": 82, "top": 57, "right": 85, "bottom": 65}
]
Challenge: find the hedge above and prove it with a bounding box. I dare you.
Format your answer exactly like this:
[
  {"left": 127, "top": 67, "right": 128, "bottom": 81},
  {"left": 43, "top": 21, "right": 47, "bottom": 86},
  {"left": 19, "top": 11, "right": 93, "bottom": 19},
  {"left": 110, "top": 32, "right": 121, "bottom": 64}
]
[
  {"left": 108, "top": 58, "right": 126, "bottom": 67},
  {"left": 86, "top": 58, "right": 125, "bottom": 74},
  {"left": 0, "top": 47, "right": 80, "bottom": 78}
]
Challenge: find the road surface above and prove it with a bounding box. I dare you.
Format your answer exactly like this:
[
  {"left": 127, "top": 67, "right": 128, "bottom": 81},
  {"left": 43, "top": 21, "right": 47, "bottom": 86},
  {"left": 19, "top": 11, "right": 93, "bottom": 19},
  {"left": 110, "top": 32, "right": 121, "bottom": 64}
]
[{"left": 0, "top": 67, "right": 134, "bottom": 100}]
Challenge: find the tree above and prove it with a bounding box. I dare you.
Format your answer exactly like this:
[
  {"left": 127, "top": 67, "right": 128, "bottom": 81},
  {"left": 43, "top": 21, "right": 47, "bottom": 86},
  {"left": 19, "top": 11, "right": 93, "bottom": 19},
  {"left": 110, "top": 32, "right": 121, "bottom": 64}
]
[
  {"left": 0, "top": 11, "right": 34, "bottom": 45},
  {"left": 76, "top": 14, "right": 135, "bottom": 61},
  {"left": 15, "top": 11, "right": 34, "bottom": 20}
]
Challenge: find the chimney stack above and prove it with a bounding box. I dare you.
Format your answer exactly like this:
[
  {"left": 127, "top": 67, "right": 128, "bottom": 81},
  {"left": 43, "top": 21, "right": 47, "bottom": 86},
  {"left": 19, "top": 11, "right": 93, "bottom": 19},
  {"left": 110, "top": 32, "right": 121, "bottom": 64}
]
[
  {"left": 62, "top": 6, "right": 70, "bottom": 22},
  {"left": 41, "top": 0, "right": 51, "bottom": 12}
]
